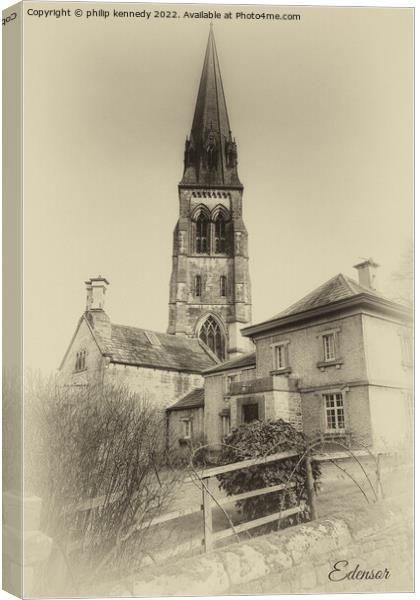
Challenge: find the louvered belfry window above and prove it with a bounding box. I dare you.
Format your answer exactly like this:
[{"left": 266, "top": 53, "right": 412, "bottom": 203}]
[
  {"left": 214, "top": 213, "right": 226, "bottom": 253},
  {"left": 195, "top": 213, "right": 209, "bottom": 253}
]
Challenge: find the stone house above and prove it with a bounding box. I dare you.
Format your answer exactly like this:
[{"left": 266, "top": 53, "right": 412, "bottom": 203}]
[
  {"left": 200, "top": 260, "right": 412, "bottom": 453},
  {"left": 166, "top": 388, "right": 205, "bottom": 452},
  {"left": 59, "top": 277, "right": 217, "bottom": 414},
  {"left": 59, "top": 28, "right": 412, "bottom": 458}
]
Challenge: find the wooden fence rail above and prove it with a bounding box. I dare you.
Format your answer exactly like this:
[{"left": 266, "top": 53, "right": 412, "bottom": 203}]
[{"left": 66, "top": 449, "right": 317, "bottom": 557}]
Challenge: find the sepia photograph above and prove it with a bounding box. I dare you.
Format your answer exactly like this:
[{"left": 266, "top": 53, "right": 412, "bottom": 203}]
[{"left": 2, "top": 1, "right": 414, "bottom": 597}]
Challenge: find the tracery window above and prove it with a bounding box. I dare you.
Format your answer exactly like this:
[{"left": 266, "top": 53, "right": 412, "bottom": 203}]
[
  {"left": 214, "top": 214, "right": 226, "bottom": 253},
  {"left": 195, "top": 213, "right": 209, "bottom": 254},
  {"left": 199, "top": 316, "right": 226, "bottom": 360}
]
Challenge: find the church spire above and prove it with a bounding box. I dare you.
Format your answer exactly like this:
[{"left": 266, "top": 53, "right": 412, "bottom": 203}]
[{"left": 181, "top": 27, "right": 242, "bottom": 188}]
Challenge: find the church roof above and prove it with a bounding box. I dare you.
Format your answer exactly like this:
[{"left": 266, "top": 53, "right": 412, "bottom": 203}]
[
  {"left": 166, "top": 387, "right": 204, "bottom": 412},
  {"left": 97, "top": 323, "right": 217, "bottom": 373},
  {"left": 203, "top": 351, "right": 256, "bottom": 375},
  {"left": 242, "top": 273, "right": 407, "bottom": 337},
  {"left": 181, "top": 27, "right": 242, "bottom": 188}
]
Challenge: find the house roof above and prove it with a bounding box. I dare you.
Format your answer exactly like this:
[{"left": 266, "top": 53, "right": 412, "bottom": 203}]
[
  {"left": 274, "top": 274, "right": 384, "bottom": 319},
  {"left": 203, "top": 351, "right": 256, "bottom": 375},
  {"left": 241, "top": 273, "right": 408, "bottom": 337},
  {"left": 96, "top": 323, "right": 217, "bottom": 373},
  {"left": 166, "top": 387, "right": 204, "bottom": 412}
]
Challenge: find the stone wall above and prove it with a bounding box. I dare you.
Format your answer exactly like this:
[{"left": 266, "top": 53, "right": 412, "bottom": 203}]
[
  {"left": 58, "top": 317, "right": 105, "bottom": 387},
  {"left": 301, "top": 384, "right": 372, "bottom": 446},
  {"left": 167, "top": 186, "right": 252, "bottom": 356},
  {"left": 255, "top": 313, "right": 367, "bottom": 385},
  {"left": 104, "top": 363, "right": 203, "bottom": 413},
  {"left": 167, "top": 407, "right": 205, "bottom": 450},
  {"left": 368, "top": 385, "right": 412, "bottom": 452},
  {"left": 103, "top": 500, "right": 412, "bottom": 596},
  {"left": 362, "top": 313, "right": 412, "bottom": 387},
  {"left": 204, "top": 374, "right": 227, "bottom": 446}
]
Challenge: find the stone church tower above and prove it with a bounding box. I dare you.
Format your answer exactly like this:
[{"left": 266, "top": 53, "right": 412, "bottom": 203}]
[{"left": 168, "top": 27, "right": 252, "bottom": 360}]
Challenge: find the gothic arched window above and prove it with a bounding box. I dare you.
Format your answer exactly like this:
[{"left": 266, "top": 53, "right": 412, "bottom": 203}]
[
  {"left": 199, "top": 316, "right": 226, "bottom": 360},
  {"left": 195, "top": 213, "right": 209, "bottom": 254},
  {"left": 214, "top": 214, "right": 226, "bottom": 254},
  {"left": 220, "top": 275, "right": 227, "bottom": 297}
]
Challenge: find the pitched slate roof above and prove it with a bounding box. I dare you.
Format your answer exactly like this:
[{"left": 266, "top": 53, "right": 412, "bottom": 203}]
[
  {"left": 95, "top": 323, "right": 217, "bottom": 373},
  {"left": 242, "top": 273, "right": 405, "bottom": 337},
  {"left": 272, "top": 274, "right": 385, "bottom": 320},
  {"left": 203, "top": 351, "right": 256, "bottom": 375},
  {"left": 166, "top": 387, "right": 204, "bottom": 412}
]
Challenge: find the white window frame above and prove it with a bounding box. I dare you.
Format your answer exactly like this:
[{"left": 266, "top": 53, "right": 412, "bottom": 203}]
[
  {"left": 322, "top": 333, "right": 336, "bottom": 362},
  {"left": 323, "top": 392, "right": 345, "bottom": 432},
  {"left": 181, "top": 418, "right": 192, "bottom": 440},
  {"left": 271, "top": 340, "right": 290, "bottom": 371}
]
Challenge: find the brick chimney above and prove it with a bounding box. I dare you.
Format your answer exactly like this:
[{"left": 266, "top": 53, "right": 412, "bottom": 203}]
[
  {"left": 353, "top": 258, "right": 379, "bottom": 290},
  {"left": 85, "top": 276, "right": 111, "bottom": 338}
]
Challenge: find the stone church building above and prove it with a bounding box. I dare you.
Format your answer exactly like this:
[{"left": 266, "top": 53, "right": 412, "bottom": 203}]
[
  {"left": 59, "top": 29, "right": 412, "bottom": 454},
  {"left": 59, "top": 28, "right": 251, "bottom": 411}
]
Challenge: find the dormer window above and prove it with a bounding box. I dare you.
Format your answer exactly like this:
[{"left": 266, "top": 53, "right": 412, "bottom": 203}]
[{"left": 75, "top": 350, "right": 86, "bottom": 372}]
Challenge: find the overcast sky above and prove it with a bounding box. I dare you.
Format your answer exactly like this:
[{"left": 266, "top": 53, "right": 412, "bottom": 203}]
[{"left": 22, "top": 4, "right": 413, "bottom": 373}]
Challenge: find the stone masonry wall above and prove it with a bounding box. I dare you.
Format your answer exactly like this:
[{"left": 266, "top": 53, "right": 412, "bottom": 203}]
[
  {"left": 255, "top": 313, "right": 366, "bottom": 386},
  {"left": 102, "top": 500, "right": 412, "bottom": 596},
  {"left": 58, "top": 318, "right": 105, "bottom": 388},
  {"left": 104, "top": 363, "right": 203, "bottom": 413},
  {"left": 301, "top": 384, "right": 372, "bottom": 446}
]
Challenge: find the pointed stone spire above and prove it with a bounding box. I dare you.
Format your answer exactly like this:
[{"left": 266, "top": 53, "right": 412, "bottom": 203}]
[{"left": 181, "top": 27, "right": 242, "bottom": 188}]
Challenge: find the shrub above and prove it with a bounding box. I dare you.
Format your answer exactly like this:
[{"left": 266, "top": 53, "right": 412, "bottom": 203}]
[
  {"left": 217, "top": 419, "right": 321, "bottom": 527},
  {"left": 23, "top": 375, "right": 183, "bottom": 591}
]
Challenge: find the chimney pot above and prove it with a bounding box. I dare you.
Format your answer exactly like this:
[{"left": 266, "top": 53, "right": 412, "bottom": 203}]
[
  {"left": 85, "top": 276, "right": 110, "bottom": 311},
  {"left": 353, "top": 258, "right": 379, "bottom": 290}
]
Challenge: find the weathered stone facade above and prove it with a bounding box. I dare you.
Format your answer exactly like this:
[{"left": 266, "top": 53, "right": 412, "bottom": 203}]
[
  {"left": 202, "top": 265, "right": 412, "bottom": 452},
  {"left": 59, "top": 278, "right": 216, "bottom": 421}
]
